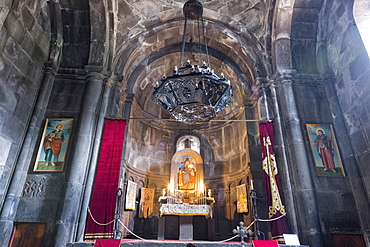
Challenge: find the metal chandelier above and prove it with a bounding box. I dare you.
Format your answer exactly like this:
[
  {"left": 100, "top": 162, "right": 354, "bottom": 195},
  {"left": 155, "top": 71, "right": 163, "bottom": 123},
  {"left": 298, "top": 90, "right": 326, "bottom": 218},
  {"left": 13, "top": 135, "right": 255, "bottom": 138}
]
[{"left": 153, "top": 0, "right": 233, "bottom": 124}]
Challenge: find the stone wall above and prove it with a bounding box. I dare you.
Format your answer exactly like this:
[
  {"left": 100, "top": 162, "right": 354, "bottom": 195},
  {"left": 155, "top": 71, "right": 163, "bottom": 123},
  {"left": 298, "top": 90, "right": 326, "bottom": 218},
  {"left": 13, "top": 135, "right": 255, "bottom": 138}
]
[
  {"left": 0, "top": 0, "right": 50, "bottom": 212},
  {"left": 319, "top": 0, "right": 370, "bottom": 245},
  {"left": 288, "top": 0, "right": 370, "bottom": 246},
  {"left": 325, "top": 0, "right": 370, "bottom": 198}
]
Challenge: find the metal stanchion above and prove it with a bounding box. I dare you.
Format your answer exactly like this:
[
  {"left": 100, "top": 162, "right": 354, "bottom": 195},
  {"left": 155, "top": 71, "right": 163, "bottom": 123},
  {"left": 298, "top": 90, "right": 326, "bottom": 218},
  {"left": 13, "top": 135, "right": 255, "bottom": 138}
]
[
  {"left": 250, "top": 188, "right": 265, "bottom": 240},
  {"left": 113, "top": 188, "right": 123, "bottom": 239}
]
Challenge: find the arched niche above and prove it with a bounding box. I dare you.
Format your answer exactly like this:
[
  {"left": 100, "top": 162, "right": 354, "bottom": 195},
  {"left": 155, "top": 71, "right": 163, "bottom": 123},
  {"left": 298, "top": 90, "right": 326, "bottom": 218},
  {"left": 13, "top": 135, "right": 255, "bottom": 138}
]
[{"left": 176, "top": 135, "right": 200, "bottom": 153}]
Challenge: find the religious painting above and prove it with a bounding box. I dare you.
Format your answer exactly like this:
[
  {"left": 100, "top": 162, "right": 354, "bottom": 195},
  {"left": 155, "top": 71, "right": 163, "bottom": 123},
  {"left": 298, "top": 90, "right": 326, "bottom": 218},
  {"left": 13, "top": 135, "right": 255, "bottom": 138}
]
[
  {"left": 306, "top": 124, "right": 345, "bottom": 177},
  {"left": 139, "top": 188, "right": 154, "bottom": 218},
  {"left": 236, "top": 184, "right": 248, "bottom": 214},
  {"left": 33, "top": 118, "right": 74, "bottom": 172},
  {"left": 177, "top": 155, "right": 196, "bottom": 190},
  {"left": 125, "top": 180, "right": 137, "bottom": 210}
]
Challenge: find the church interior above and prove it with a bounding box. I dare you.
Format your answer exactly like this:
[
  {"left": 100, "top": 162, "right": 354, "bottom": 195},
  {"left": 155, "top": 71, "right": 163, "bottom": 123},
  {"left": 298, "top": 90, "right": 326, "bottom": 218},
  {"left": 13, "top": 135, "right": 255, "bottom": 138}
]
[{"left": 0, "top": 0, "right": 370, "bottom": 246}]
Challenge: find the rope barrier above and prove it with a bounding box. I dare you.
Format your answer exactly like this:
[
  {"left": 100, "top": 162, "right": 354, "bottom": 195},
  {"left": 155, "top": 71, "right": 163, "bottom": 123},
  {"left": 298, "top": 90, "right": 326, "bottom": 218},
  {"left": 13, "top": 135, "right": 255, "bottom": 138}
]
[
  {"left": 258, "top": 213, "right": 287, "bottom": 222},
  {"left": 118, "top": 219, "right": 154, "bottom": 242},
  {"left": 88, "top": 206, "right": 286, "bottom": 242},
  {"left": 87, "top": 207, "right": 115, "bottom": 226},
  {"left": 216, "top": 234, "right": 238, "bottom": 243},
  {"left": 118, "top": 219, "right": 241, "bottom": 243}
]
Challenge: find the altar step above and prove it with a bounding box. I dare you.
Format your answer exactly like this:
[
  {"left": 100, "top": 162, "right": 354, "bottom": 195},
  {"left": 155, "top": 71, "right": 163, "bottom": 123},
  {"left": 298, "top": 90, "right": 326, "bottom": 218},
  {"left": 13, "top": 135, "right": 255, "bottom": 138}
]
[{"left": 67, "top": 240, "right": 309, "bottom": 247}]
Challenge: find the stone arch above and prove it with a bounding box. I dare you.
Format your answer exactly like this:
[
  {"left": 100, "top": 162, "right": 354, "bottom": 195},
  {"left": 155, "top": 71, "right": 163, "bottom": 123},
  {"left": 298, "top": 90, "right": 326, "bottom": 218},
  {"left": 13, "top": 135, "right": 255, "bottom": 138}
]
[
  {"left": 87, "top": 0, "right": 109, "bottom": 69},
  {"left": 138, "top": 180, "right": 145, "bottom": 187},
  {"left": 227, "top": 181, "right": 237, "bottom": 220},
  {"left": 112, "top": 10, "right": 270, "bottom": 121},
  {"left": 271, "top": 0, "right": 296, "bottom": 73},
  {"left": 147, "top": 183, "right": 157, "bottom": 189},
  {"left": 46, "top": 0, "right": 63, "bottom": 66},
  {"left": 113, "top": 18, "right": 267, "bottom": 80}
]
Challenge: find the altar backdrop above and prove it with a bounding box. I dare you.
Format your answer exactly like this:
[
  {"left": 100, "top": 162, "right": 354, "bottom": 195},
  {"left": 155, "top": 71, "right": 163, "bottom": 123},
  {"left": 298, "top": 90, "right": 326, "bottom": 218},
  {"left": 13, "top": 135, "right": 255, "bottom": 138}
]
[
  {"left": 85, "top": 119, "right": 126, "bottom": 240},
  {"left": 258, "top": 121, "right": 289, "bottom": 242}
]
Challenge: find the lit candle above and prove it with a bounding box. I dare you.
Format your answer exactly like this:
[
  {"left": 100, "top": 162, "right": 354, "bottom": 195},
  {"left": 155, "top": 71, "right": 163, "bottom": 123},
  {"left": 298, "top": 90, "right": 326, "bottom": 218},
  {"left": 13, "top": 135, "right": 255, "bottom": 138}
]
[{"left": 250, "top": 179, "right": 254, "bottom": 190}]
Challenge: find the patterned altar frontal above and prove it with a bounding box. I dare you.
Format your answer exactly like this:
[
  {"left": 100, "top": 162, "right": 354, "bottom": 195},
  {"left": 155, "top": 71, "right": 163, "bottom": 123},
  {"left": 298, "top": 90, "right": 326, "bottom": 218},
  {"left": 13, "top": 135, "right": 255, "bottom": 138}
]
[{"left": 160, "top": 204, "right": 212, "bottom": 218}]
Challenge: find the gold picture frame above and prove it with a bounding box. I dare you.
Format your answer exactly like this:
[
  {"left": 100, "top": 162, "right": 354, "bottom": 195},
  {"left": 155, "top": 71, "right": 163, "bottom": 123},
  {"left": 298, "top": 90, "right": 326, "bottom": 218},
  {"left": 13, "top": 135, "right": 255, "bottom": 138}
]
[
  {"left": 33, "top": 118, "right": 74, "bottom": 172},
  {"left": 306, "top": 124, "right": 345, "bottom": 177}
]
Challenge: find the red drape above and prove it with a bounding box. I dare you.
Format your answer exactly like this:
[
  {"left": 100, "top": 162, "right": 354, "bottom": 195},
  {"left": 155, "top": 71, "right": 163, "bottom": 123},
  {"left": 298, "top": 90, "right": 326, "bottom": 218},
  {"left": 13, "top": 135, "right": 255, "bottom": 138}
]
[
  {"left": 252, "top": 240, "right": 279, "bottom": 247},
  {"left": 94, "top": 239, "right": 121, "bottom": 247},
  {"left": 85, "top": 119, "right": 126, "bottom": 240},
  {"left": 258, "top": 121, "right": 289, "bottom": 242}
]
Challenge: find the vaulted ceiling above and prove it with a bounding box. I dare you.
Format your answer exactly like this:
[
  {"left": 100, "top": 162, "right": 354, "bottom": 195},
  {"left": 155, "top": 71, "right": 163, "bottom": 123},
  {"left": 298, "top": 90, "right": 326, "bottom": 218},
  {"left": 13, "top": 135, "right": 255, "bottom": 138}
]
[{"left": 55, "top": 0, "right": 327, "bottom": 125}]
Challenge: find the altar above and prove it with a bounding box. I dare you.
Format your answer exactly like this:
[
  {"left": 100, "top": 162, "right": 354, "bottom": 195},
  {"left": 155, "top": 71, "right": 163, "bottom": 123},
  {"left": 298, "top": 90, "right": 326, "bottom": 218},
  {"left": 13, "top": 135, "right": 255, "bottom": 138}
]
[
  {"left": 157, "top": 148, "right": 215, "bottom": 240},
  {"left": 158, "top": 195, "right": 215, "bottom": 240}
]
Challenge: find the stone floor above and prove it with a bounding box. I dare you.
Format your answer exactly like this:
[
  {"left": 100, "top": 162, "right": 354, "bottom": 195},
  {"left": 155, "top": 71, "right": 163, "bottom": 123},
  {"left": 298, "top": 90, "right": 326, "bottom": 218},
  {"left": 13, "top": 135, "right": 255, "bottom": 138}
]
[{"left": 67, "top": 239, "right": 310, "bottom": 247}]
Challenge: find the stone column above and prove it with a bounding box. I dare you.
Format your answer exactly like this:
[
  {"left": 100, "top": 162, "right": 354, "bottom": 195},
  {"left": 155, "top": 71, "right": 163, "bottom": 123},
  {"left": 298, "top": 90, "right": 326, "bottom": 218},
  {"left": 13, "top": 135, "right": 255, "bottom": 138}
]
[
  {"left": 269, "top": 79, "right": 298, "bottom": 234},
  {"left": 258, "top": 77, "right": 271, "bottom": 121},
  {"left": 74, "top": 75, "right": 120, "bottom": 241},
  {"left": 54, "top": 67, "right": 105, "bottom": 247},
  {"left": 0, "top": 62, "right": 57, "bottom": 246},
  {"left": 274, "top": 70, "right": 323, "bottom": 246}
]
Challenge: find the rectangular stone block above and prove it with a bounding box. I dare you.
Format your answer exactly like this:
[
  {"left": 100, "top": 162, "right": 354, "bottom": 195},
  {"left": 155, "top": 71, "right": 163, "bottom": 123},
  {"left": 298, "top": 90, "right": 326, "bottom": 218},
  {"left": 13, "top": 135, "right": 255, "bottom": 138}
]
[
  {"left": 4, "top": 12, "right": 25, "bottom": 43},
  {"left": 291, "top": 22, "right": 317, "bottom": 39}
]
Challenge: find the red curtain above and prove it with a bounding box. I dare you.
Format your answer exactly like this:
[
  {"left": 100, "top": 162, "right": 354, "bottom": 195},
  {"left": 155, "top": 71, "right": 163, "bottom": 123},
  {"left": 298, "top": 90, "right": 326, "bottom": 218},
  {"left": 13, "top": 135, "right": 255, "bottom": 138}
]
[
  {"left": 258, "top": 121, "right": 289, "bottom": 242},
  {"left": 85, "top": 119, "right": 126, "bottom": 240}
]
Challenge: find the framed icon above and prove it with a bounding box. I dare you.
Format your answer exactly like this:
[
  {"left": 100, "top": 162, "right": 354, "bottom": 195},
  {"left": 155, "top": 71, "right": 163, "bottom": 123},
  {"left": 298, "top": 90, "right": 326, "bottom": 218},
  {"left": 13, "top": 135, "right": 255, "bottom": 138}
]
[
  {"left": 33, "top": 118, "right": 74, "bottom": 172},
  {"left": 306, "top": 124, "right": 345, "bottom": 177}
]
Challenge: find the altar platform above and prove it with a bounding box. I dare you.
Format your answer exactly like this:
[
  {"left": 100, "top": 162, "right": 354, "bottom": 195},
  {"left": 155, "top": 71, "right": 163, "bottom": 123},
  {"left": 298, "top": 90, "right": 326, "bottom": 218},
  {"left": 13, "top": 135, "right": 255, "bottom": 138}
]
[{"left": 67, "top": 239, "right": 309, "bottom": 247}]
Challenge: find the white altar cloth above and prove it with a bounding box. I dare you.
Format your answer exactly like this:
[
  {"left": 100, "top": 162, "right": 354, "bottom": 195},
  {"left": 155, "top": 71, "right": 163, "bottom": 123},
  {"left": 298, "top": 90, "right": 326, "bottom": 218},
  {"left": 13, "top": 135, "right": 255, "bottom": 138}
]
[{"left": 160, "top": 204, "right": 212, "bottom": 218}]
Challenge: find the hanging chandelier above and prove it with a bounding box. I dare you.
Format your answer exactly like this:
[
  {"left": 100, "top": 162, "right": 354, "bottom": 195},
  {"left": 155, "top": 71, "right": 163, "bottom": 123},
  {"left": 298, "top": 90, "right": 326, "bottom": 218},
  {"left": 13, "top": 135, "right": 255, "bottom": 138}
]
[{"left": 153, "top": 0, "right": 233, "bottom": 124}]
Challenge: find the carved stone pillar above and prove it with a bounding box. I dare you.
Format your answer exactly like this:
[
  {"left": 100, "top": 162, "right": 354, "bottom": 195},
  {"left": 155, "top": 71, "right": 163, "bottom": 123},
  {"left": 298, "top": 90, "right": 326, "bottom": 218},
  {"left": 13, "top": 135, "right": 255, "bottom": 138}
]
[
  {"left": 0, "top": 62, "right": 57, "bottom": 247},
  {"left": 273, "top": 70, "right": 324, "bottom": 246},
  {"left": 54, "top": 67, "right": 106, "bottom": 247}
]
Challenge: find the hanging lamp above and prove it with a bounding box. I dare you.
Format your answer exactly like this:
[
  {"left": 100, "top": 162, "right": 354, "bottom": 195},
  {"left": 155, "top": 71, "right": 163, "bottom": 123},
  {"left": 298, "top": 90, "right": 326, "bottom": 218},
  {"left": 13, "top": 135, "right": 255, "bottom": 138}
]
[{"left": 153, "top": 0, "right": 233, "bottom": 124}]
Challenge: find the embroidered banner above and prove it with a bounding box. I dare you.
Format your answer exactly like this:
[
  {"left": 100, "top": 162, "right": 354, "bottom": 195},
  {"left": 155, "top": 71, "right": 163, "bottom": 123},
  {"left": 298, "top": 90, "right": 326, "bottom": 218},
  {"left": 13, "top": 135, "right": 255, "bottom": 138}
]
[
  {"left": 139, "top": 188, "right": 155, "bottom": 218},
  {"left": 236, "top": 184, "right": 248, "bottom": 213},
  {"left": 160, "top": 204, "right": 212, "bottom": 218},
  {"left": 84, "top": 119, "right": 126, "bottom": 240},
  {"left": 259, "top": 121, "right": 289, "bottom": 242},
  {"left": 125, "top": 180, "right": 137, "bottom": 210}
]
